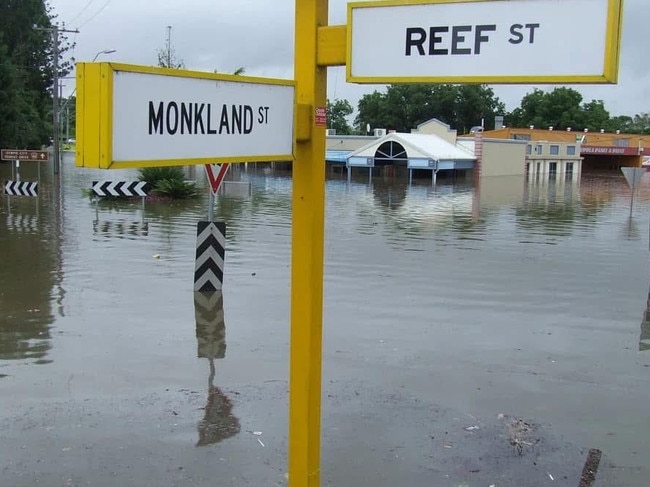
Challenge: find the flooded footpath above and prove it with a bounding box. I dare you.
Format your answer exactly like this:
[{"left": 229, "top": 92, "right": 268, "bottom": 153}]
[{"left": 1, "top": 154, "right": 649, "bottom": 486}]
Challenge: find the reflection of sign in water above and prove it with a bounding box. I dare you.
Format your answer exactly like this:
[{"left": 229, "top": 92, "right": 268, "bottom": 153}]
[
  {"left": 5, "top": 214, "right": 39, "bottom": 233},
  {"left": 195, "top": 291, "right": 226, "bottom": 359},
  {"left": 194, "top": 291, "right": 240, "bottom": 446},
  {"left": 93, "top": 220, "right": 149, "bottom": 239}
]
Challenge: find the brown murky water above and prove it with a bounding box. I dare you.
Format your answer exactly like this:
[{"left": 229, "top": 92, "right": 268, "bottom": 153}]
[{"left": 1, "top": 153, "right": 649, "bottom": 486}]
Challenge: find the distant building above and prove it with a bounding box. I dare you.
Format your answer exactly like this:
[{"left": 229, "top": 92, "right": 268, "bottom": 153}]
[
  {"left": 326, "top": 118, "right": 528, "bottom": 180},
  {"left": 481, "top": 127, "right": 650, "bottom": 171}
]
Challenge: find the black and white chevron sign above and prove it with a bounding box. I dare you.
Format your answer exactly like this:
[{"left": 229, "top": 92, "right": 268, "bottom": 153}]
[
  {"left": 194, "top": 221, "right": 226, "bottom": 292},
  {"left": 4, "top": 180, "right": 38, "bottom": 196},
  {"left": 194, "top": 291, "right": 226, "bottom": 359},
  {"left": 91, "top": 181, "right": 149, "bottom": 197}
]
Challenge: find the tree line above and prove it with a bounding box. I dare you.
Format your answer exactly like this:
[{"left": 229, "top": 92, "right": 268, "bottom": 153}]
[
  {"left": 1, "top": 1, "right": 648, "bottom": 151},
  {"left": 327, "top": 85, "right": 650, "bottom": 136},
  {"left": 0, "top": 0, "right": 73, "bottom": 150}
]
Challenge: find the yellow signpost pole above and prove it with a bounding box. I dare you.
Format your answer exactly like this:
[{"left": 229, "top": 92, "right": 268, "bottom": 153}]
[{"left": 290, "top": 0, "right": 328, "bottom": 486}]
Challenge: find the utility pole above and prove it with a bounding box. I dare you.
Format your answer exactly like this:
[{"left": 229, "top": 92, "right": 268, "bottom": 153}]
[
  {"left": 36, "top": 24, "right": 79, "bottom": 174},
  {"left": 166, "top": 26, "right": 172, "bottom": 67}
]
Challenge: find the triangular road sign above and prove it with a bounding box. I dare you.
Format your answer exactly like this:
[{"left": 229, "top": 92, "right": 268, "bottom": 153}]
[
  {"left": 621, "top": 167, "right": 645, "bottom": 191},
  {"left": 205, "top": 164, "right": 230, "bottom": 194}
]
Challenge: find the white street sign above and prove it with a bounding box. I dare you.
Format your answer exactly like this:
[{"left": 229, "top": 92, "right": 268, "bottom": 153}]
[
  {"left": 621, "top": 167, "right": 645, "bottom": 191},
  {"left": 109, "top": 67, "right": 294, "bottom": 165},
  {"left": 347, "top": 0, "right": 622, "bottom": 84}
]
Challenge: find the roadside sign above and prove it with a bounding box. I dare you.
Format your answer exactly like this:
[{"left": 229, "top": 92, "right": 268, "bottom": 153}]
[
  {"left": 205, "top": 164, "right": 230, "bottom": 194},
  {"left": 91, "top": 181, "right": 149, "bottom": 197},
  {"left": 621, "top": 167, "right": 645, "bottom": 191},
  {"left": 4, "top": 180, "right": 38, "bottom": 196},
  {"left": 76, "top": 63, "right": 295, "bottom": 169},
  {"left": 347, "top": 0, "right": 623, "bottom": 84},
  {"left": 1, "top": 149, "right": 49, "bottom": 161}
]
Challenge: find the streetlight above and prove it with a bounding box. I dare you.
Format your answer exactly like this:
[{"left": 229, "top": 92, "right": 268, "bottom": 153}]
[{"left": 92, "top": 49, "right": 117, "bottom": 62}]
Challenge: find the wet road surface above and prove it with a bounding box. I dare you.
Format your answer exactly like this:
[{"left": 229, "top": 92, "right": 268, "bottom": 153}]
[{"left": 1, "top": 156, "right": 649, "bottom": 486}]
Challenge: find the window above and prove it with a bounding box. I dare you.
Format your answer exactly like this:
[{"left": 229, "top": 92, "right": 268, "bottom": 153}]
[
  {"left": 565, "top": 162, "right": 574, "bottom": 176},
  {"left": 614, "top": 138, "right": 629, "bottom": 147},
  {"left": 536, "top": 145, "right": 543, "bottom": 154},
  {"left": 549, "top": 162, "right": 557, "bottom": 177},
  {"left": 526, "top": 162, "right": 530, "bottom": 174},
  {"left": 526, "top": 145, "right": 532, "bottom": 155},
  {"left": 567, "top": 146, "right": 576, "bottom": 156},
  {"left": 550, "top": 145, "right": 559, "bottom": 155},
  {"left": 536, "top": 162, "right": 541, "bottom": 175},
  {"left": 513, "top": 134, "right": 531, "bottom": 141}
]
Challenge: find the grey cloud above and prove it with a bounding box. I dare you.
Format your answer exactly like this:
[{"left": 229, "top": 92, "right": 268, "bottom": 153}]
[{"left": 54, "top": 0, "right": 647, "bottom": 119}]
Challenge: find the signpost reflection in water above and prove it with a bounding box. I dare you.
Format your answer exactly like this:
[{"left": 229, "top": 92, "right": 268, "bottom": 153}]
[{"left": 194, "top": 291, "right": 240, "bottom": 446}]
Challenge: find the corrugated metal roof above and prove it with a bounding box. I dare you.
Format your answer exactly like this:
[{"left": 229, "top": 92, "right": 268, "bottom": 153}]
[{"left": 348, "top": 133, "right": 475, "bottom": 161}]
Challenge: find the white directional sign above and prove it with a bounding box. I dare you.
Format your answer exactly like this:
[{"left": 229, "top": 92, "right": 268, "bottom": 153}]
[
  {"left": 621, "top": 167, "right": 645, "bottom": 192},
  {"left": 347, "top": 0, "right": 623, "bottom": 84},
  {"left": 76, "top": 63, "right": 295, "bottom": 169}
]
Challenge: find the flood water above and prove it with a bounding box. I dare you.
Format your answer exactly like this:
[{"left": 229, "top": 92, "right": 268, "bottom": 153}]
[{"left": 1, "top": 153, "right": 649, "bottom": 486}]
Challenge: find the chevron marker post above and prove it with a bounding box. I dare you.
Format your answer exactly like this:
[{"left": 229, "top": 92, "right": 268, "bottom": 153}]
[
  {"left": 194, "top": 221, "right": 226, "bottom": 292},
  {"left": 3, "top": 180, "right": 38, "bottom": 196},
  {"left": 91, "top": 181, "right": 149, "bottom": 197}
]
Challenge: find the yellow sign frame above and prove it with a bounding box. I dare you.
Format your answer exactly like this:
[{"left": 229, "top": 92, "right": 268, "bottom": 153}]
[
  {"left": 346, "top": 0, "right": 624, "bottom": 84},
  {"left": 76, "top": 63, "right": 295, "bottom": 170}
]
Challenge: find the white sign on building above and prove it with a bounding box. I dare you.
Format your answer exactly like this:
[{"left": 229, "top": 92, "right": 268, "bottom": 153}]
[
  {"left": 76, "top": 63, "right": 295, "bottom": 169},
  {"left": 347, "top": 0, "right": 622, "bottom": 84}
]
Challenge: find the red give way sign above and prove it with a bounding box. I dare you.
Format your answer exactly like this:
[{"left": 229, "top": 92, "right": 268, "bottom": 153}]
[{"left": 205, "top": 164, "right": 230, "bottom": 194}]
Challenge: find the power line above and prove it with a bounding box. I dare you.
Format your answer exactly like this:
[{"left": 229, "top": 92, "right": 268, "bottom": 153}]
[
  {"left": 78, "top": 0, "right": 113, "bottom": 29},
  {"left": 67, "top": 0, "right": 97, "bottom": 26}
]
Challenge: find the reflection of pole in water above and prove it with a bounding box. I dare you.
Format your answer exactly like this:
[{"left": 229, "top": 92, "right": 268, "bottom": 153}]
[
  {"left": 641, "top": 286, "right": 650, "bottom": 352},
  {"left": 196, "top": 358, "right": 240, "bottom": 447},
  {"left": 194, "top": 291, "right": 240, "bottom": 446}
]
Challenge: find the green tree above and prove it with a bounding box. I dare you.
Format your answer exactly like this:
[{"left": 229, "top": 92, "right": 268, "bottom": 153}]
[
  {"left": 326, "top": 98, "right": 353, "bottom": 134},
  {"left": 630, "top": 113, "right": 650, "bottom": 134},
  {"left": 354, "top": 84, "right": 504, "bottom": 134},
  {"left": 581, "top": 100, "right": 611, "bottom": 132},
  {"left": 0, "top": 0, "right": 73, "bottom": 149},
  {"left": 157, "top": 48, "right": 184, "bottom": 69},
  {"left": 506, "top": 87, "right": 618, "bottom": 132}
]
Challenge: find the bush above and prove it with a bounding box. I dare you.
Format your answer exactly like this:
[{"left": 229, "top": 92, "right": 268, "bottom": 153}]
[
  {"left": 138, "top": 166, "right": 185, "bottom": 186},
  {"left": 153, "top": 177, "right": 198, "bottom": 199},
  {"left": 138, "top": 166, "right": 198, "bottom": 199}
]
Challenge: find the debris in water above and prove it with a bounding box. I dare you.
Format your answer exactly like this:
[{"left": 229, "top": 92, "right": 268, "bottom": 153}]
[
  {"left": 505, "top": 417, "right": 538, "bottom": 455},
  {"left": 253, "top": 431, "right": 263, "bottom": 436},
  {"left": 153, "top": 254, "right": 161, "bottom": 259},
  {"left": 258, "top": 438, "right": 265, "bottom": 447},
  {"left": 464, "top": 425, "right": 480, "bottom": 431},
  {"left": 548, "top": 472, "right": 554, "bottom": 480}
]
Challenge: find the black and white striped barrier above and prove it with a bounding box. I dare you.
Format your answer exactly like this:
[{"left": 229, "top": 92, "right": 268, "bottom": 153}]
[
  {"left": 92, "top": 181, "right": 149, "bottom": 197},
  {"left": 4, "top": 180, "right": 38, "bottom": 196},
  {"left": 194, "top": 221, "right": 226, "bottom": 292}
]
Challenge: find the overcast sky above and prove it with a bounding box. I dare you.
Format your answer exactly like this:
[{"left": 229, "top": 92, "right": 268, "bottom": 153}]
[{"left": 50, "top": 0, "right": 649, "bottom": 122}]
